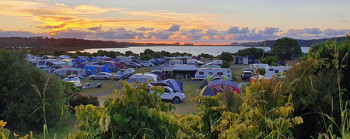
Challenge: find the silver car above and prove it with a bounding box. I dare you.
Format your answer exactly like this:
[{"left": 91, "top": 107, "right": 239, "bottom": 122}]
[
  {"left": 114, "top": 71, "right": 128, "bottom": 80},
  {"left": 90, "top": 72, "right": 113, "bottom": 80},
  {"left": 63, "top": 75, "right": 83, "bottom": 89}
]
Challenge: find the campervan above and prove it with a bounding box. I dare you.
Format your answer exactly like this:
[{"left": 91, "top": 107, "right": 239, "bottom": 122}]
[
  {"left": 194, "top": 68, "right": 232, "bottom": 80},
  {"left": 169, "top": 60, "right": 183, "bottom": 65},
  {"left": 54, "top": 68, "right": 85, "bottom": 79},
  {"left": 265, "top": 66, "right": 292, "bottom": 78},
  {"left": 128, "top": 73, "right": 159, "bottom": 84}
]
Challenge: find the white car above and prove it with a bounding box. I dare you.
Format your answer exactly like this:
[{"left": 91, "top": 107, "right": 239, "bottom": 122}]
[
  {"left": 124, "top": 68, "right": 135, "bottom": 76},
  {"left": 140, "top": 61, "right": 154, "bottom": 67},
  {"left": 90, "top": 72, "right": 113, "bottom": 80},
  {"left": 148, "top": 83, "right": 186, "bottom": 104},
  {"left": 63, "top": 75, "right": 82, "bottom": 89}
]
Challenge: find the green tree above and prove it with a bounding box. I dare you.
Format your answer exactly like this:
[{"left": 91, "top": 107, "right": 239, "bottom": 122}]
[
  {"left": 218, "top": 52, "right": 233, "bottom": 62},
  {"left": 221, "top": 61, "right": 230, "bottom": 68},
  {"left": 259, "top": 56, "right": 279, "bottom": 66},
  {"left": 271, "top": 37, "right": 301, "bottom": 60},
  {"left": 140, "top": 55, "right": 152, "bottom": 61},
  {"left": 0, "top": 49, "right": 68, "bottom": 131},
  {"left": 236, "top": 47, "right": 264, "bottom": 58}
]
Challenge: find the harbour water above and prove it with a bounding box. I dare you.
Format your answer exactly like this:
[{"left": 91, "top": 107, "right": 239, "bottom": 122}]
[{"left": 81, "top": 46, "right": 310, "bottom": 56}]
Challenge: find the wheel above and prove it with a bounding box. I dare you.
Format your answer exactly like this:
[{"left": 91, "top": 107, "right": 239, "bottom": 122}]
[
  {"left": 172, "top": 97, "right": 180, "bottom": 104},
  {"left": 104, "top": 77, "right": 108, "bottom": 80},
  {"left": 91, "top": 77, "right": 95, "bottom": 80}
]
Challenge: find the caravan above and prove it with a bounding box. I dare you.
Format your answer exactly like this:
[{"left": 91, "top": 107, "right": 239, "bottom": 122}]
[
  {"left": 54, "top": 68, "right": 85, "bottom": 79},
  {"left": 194, "top": 68, "right": 232, "bottom": 80},
  {"left": 265, "top": 66, "right": 291, "bottom": 78}
]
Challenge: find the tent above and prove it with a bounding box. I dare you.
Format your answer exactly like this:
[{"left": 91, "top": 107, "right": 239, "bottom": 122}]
[
  {"left": 208, "top": 80, "right": 240, "bottom": 94},
  {"left": 162, "top": 79, "right": 183, "bottom": 92},
  {"left": 84, "top": 65, "right": 111, "bottom": 73},
  {"left": 82, "top": 66, "right": 97, "bottom": 76},
  {"left": 72, "top": 58, "right": 86, "bottom": 68},
  {"left": 199, "top": 74, "right": 230, "bottom": 89},
  {"left": 200, "top": 86, "right": 216, "bottom": 96},
  {"left": 104, "top": 63, "right": 116, "bottom": 72}
]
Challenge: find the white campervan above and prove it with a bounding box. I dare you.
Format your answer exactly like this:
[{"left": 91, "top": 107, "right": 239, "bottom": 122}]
[
  {"left": 194, "top": 68, "right": 232, "bottom": 80},
  {"left": 265, "top": 66, "right": 291, "bottom": 79}
]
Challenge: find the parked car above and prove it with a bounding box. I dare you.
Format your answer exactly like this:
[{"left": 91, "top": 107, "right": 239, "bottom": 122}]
[
  {"left": 140, "top": 61, "right": 154, "bottom": 67},
  {"left": 83, "top": 82, "right": 102, "bottom": 88},
  {"left": 148, "top": 83, "right": 186, "bottom": 104},
  {"left": 241, "top": 71, "right": 252, "bottom": 81},
  {"left": 63, "top": 75, "right": 82, "bottom": 89},
  {"left": 127, "top": 62, "right": 140, "bottom": 68},
  {"left": 124, "top": 68, "right": 135, "bottom": 77},
  {"left": 114, "top": 70, "right": 128, "bottom": 80},
  {"left": 90, "top": 72, "right": 113, "bottom": 80},
  {"left": 151, "top": 70, "right": 163, "bottom": 79}
]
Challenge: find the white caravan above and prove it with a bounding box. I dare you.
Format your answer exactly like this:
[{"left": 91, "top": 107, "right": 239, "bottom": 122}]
[
  {"left": 194, "top": 68, "right": 232, "bottom": 80},
  {"left": 265, "top": 66, "right": 292, "bottom": 79},
  {"left": 128, "top": 73, "right": 159, "bottom": 84},
  {"left": 54, "top": 68, "right": 85, "bottom": 79}
]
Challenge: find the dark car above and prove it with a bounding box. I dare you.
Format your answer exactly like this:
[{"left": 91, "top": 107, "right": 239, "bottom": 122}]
[
  {"left": 241, "top": 71, "right": 252, "bottom": 81},
  {"left": 127, "top": 62, "right": 140, "bottom": 68}
]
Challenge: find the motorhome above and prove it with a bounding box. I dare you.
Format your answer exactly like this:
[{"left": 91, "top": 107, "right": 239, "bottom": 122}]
[
  {"left": 128, "top": 73, "right": 159, "bottom": 84},
  {"left": 265, "top": 66, "right": 291, "bottom": 79},
  {"left": 194, "top": 68, "right": 232, "bottom": 80},
  {"left": 54, "top": 68, "right": 85, "bottom": 79}
]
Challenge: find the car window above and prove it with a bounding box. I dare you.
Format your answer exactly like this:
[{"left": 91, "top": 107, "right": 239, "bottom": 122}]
[
  {"left": 199, "top": 72, "right": 204, "bottom": 75},
  {"left": 164, "top": 88, "right": 170, "bottom": 93},
  {"left": 217, "top": 72, "right": 223, "bottom": 75}
]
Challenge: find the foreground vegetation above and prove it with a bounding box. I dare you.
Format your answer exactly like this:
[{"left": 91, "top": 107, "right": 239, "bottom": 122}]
[{"left": 1, "top": 35, "right": 350, "bottom": 138}]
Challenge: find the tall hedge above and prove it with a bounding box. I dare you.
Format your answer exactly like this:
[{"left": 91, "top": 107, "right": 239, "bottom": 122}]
[{"left": 0, "top": 49, "right": 67, "bottom": 130}]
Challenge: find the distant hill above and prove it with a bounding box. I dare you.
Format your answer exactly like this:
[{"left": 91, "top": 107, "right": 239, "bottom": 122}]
[
  {"left": 230, "top": 37, "right": 347, "bottom": 47},
  {"left": 0, "top": 37, "right": 131, "bottom": 51}
]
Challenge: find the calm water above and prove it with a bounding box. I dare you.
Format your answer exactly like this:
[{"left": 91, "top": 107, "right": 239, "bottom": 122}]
[{"left": 82, "top": 46, "right": 310, "bottom": 56}]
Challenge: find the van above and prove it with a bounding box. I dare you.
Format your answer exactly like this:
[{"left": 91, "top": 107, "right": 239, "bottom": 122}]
[
  {"left": 194, "top": 68, "right": 232, "bottom": 80},
  {"left": 128, "top": 73, "right": 159, "bottom": 84}
]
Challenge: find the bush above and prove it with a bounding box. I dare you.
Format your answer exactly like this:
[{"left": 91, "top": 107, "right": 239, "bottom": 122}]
[
  {"left": 221, "top": 60, "right": 230, "bottom": 68},
  {"left": 218, "top": 52, "right": 233, "bottom": 62},
  {"left": 73, "top": 81, "right": 178, "bottom": 138},
  {"left": 259, "top": 56, "right": 279, "bottom": 65},
  {"left": 70, "top": 93, "right": 99, "bottom": 107},
  {"left": 257, "top": 68, "right": 266, "bottom": 75},
  {"left": 0, "top": 49, "right": 68, "bottom": 130},
  {"left": 140, "top": 55, "right": 152, "bottom": 61}
]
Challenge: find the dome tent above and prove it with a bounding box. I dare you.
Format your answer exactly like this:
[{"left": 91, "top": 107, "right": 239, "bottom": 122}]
[{"left": 199, "top": 74, "right": 230, "bottom": 89}]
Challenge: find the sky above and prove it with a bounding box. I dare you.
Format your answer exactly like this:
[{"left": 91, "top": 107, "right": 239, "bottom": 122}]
[{"left": 0, "top": 0, "right": 349, "bottom": 44}]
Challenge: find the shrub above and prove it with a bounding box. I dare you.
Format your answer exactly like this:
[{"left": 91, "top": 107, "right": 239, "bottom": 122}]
[
  {"left": 73, "top": 81, "right": 178, "bottom": 138},
  {"left": 0, "top": 49, "right": 67, "bottom": 130},
  {"left": 257, "top": 68, "right": 266, "bottom": 75},
  {"left": 259, "top": 56, "right": 279, "bottom": 65},
  {"left": 221, "top": 60, "right": 230, "bottom": 68},
  {"left": 218, "top": 52, "right": 233, "bottom": 62},
  {"left": 140, "top": 55, "right": 152, "bottom": 61},
  {"left": 70, "top": 93, "right": 99, "bottom": 107}
]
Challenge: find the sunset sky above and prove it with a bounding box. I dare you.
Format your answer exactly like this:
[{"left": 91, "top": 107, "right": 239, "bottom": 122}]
[{"left": 0, "top": 0, "right": 349, "bottom": 44}]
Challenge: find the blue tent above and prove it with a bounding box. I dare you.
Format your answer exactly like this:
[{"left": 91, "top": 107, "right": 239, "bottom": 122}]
[
  {"left": 162, "top": 79, "right": 183, "bottom": 92},
  {"left": 72, "top": 58, "right": 86, "bottom": 68},
  {"left": 84, "top": 65, "right": 111, "bottom": 73},
  {"left": 82, "top": 66, "right": 97, "bottom": 76},
  {"left": 149, "top": 59, "right": 160, "bottom": 66},
  {"left": 104, "top": 63, "right": 116, "bottom": 71}
]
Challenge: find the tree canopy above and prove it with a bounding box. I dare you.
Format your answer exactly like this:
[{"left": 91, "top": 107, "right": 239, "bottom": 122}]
[{"left": 271, "top": 37, "right": 301, "bottom": 60}]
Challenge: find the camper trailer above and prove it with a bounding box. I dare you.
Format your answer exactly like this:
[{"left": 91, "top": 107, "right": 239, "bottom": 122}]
[
  {"left": 265, "top": 66, "right": 291, "bottom": 79},
  {"left": 169, "top": 60, "right": 183, "bottom": 65},
  {"left": 54, "top": 68, "right": 85, "bottom": 79},
  {"left": 194, "top": 68, "right": 232, "bottom": 80},
  {"left": 128, "top": 73, "right": 159, "bottom": 84}
]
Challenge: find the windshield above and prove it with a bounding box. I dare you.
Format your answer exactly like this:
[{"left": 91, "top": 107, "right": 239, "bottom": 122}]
[
  {"left": 64, "top": 77, "right": 80, "bottom": 82},
  {"left": 116, "top": 72, "right": 124, "bottom": 75}
]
